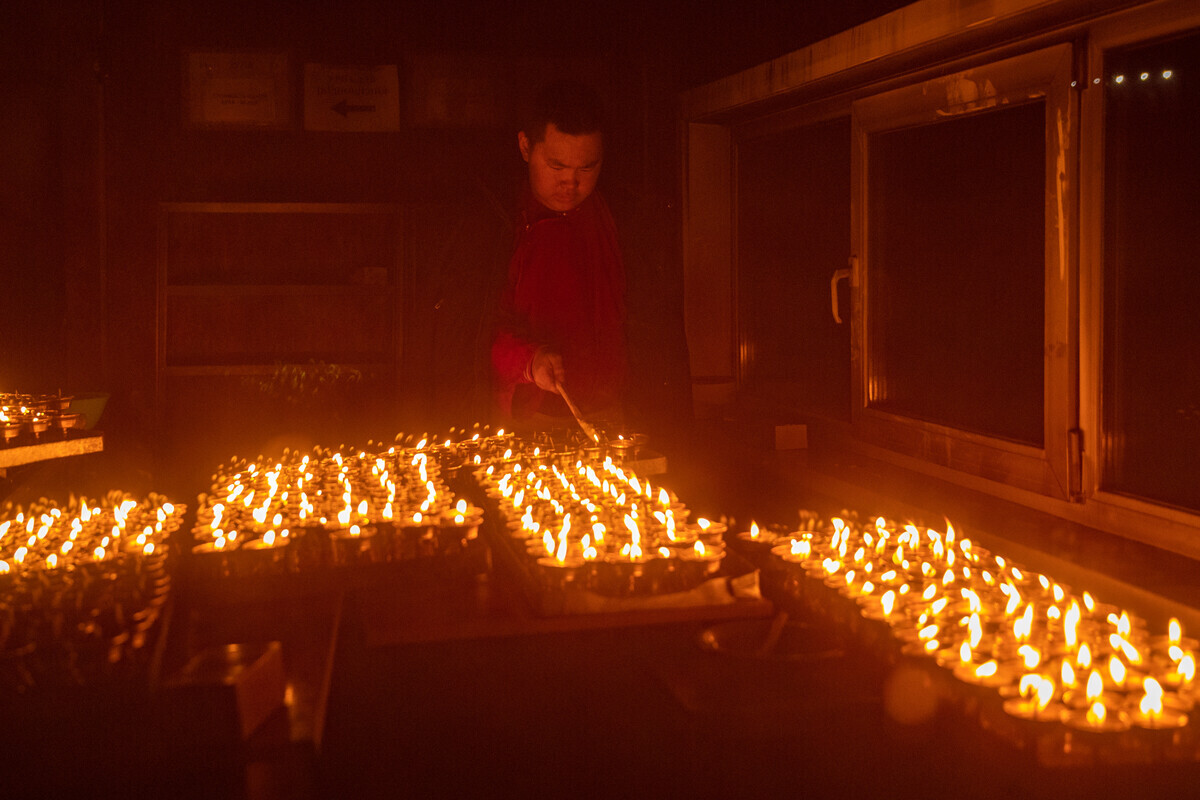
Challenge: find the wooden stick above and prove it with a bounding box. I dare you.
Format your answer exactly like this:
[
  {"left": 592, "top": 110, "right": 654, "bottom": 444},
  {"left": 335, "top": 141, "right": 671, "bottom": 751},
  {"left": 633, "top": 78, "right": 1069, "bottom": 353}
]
[{"left": 554, "top": 381, "right": 599, "bottom": 442}]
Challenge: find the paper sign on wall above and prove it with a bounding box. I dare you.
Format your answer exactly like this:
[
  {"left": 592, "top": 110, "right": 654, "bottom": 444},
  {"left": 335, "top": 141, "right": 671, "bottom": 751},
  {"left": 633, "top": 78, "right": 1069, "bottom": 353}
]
[
  {"left": 303, "top": 64, "right": 401, "bottom": 132},
  {"left": 184, "top": 51, "right": 290, "bottom": 128}
]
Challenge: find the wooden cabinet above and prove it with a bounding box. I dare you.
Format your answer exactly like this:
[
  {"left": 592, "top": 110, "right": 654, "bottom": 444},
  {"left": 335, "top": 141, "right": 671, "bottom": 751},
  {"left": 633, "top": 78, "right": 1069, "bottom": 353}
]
[{"left": 156, "top": 203, "right": 405, "bottom": 476}]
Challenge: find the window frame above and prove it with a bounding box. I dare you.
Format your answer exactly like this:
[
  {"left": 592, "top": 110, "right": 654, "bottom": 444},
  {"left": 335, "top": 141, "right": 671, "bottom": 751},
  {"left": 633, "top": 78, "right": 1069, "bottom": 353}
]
[
  {"left": 849, "top": 43, "right": 1078, "bottom": 500},
  {"left": 1078, "top": 0, "right": 1200, "bottom": 547}
]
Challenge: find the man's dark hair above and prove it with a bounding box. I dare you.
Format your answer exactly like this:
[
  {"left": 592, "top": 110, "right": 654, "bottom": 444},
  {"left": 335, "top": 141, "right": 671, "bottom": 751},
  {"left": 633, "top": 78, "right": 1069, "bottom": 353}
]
[{"left": 523, "top": 81, "right": 604, "bottom": 144}]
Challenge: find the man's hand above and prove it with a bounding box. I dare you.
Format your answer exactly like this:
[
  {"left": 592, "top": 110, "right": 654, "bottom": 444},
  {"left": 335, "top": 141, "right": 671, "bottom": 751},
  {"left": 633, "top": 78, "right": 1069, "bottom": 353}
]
[{"left": 529, "top": 348, "right": 565, "bottom": 393}]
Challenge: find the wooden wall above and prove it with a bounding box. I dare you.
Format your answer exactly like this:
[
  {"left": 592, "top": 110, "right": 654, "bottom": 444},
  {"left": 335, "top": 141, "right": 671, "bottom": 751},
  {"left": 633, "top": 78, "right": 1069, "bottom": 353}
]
[{"left": 2, "top": 0, "right": 907, "bottom": 481}]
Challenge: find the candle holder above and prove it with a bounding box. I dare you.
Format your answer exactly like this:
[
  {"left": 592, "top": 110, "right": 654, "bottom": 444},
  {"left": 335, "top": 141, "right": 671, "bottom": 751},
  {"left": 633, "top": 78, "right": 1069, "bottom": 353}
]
[
  {"left": 1128, "top": 699, "right": 1189, "bottom": 729},
  {"left": 1061, "top": 702, "right": 1130, "bottom": 732},
  {"left": 438, "top": 509, "right": 484, "bottom": 556},
  {"left": 535, "top": 555, "right": 585, "bottom": 591},
  {"left": 329, "top": 526, "right": 380, "bottom": 568},
  {"left": 1, "top": 421, "right": 21, "bottom": 444},
  {"left": 1003, "top": 696, "right": 1069, "bottom": 722},
  {"left": 690, "top": 520, "right": 728, "bottom": 548},
  {"left": 190, "top": 540, "right": 235, "bottom": 580},
  {"left": 594, "top": 554, "right": 654, "bottom": 597},
  {"left": 234, "top": 535, "right": 290, "bottom": 577},
  {"left": 677, "top": 543, "right": 724, "bottom": 585}
]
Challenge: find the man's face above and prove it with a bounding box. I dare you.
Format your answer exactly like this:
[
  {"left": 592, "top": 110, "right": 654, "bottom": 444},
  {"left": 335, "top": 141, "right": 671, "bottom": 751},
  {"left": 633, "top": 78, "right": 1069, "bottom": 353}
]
[{"left": 519, "top": 123, "right": 603, "bottom": 213}]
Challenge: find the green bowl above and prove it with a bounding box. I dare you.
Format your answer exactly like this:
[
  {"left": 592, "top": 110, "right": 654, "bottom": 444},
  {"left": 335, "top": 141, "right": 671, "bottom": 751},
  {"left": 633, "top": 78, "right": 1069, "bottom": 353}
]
[{"left": 66, "top": 392, "right": 109, "bottom": 431}]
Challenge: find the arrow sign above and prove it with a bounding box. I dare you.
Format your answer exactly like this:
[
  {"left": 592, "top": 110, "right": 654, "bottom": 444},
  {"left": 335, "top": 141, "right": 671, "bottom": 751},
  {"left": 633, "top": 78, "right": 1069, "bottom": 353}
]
[
  {"left": 331, "top": 99, "right": 377, "bottom": 117},
  {"left": 304, "top": 64, "right": 400, "bottom": 131}
]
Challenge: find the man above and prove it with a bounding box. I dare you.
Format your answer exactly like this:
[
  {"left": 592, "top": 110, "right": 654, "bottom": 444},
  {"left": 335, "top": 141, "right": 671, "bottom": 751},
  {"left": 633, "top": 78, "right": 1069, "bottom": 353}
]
[{"left": 491, "top": 82, "right": 626, "bottom": 427}]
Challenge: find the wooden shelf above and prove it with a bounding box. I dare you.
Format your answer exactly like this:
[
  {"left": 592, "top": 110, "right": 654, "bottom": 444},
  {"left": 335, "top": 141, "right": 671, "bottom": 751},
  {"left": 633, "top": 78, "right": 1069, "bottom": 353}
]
[
  {"left": 166, "top": 284, "right": 396, "bottom": 296},
  {"left": 163, "top": 362, "right": 392, "bottom": 377},
  {"left": 0, "top": 433, "right": 104, "bottom": 469}
]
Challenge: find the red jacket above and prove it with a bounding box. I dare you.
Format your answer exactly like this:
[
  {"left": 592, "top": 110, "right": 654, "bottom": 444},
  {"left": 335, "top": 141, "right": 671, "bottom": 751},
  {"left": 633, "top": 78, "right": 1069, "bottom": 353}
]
[{"left": 492, "top": 189, "right": 626, "bottom": 419}]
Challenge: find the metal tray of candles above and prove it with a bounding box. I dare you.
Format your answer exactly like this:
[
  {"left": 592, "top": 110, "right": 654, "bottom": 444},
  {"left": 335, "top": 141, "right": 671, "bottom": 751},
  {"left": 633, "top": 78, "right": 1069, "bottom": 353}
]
[
  {"left": 472, "top": 438, "right": 771, "bottom": 624},
  {"left": 187, "top": 442, "right": 489, "bottom": 602},
  {"left": 0, "top": 493, "right": 182, "bottom": 696},
  {"left": 0, "top": 392, "right": 88, "bottom": 447}
]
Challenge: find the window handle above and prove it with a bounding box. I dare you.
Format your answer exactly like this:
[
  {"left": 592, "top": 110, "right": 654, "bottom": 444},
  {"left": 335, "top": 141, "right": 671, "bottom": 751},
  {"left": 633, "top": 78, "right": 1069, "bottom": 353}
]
[{"left": 830, "top": 266, "right": 851, "bottom": 324}]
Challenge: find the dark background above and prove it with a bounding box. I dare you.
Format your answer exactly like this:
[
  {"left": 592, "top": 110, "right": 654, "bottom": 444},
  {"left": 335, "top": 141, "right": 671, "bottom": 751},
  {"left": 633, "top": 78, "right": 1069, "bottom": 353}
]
[{"left": 0, "top": 0, "right": 909, "bottom": 487}]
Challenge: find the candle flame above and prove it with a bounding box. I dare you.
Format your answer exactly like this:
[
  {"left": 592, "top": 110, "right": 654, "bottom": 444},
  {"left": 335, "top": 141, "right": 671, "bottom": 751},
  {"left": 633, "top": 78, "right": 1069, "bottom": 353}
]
[
  {"left": 881, "top": 590, "right": 895, "bottom": 616},
  {"left": 1109, "top": 656, "right": 1127, "bottom": 687},
  {"left": 748, "top": 521, "right": 760, "bottom": 540},
  {"left": 1062, "top": 660, "right": 1076, "bottom": 687},
  {"left": 1065, "top": 601, "right": 1080, "bottom": 648},
  {"left": 1078, "top": 642, "right": 1093, "bottom": 669},
  {"left": 1086, "top": 701, "right": 1107, "bottom": 725},
  {"left": 968, "top": 613, "right": 983, "bottom": 649},
  {"left": 1140, "top": 677, "right": 1164, "bottom": 716},
  {"left": 975, "top": 660, "right": 998, "bottom": 678},
  {"left": 1005, "top": 585, "right": 1022, "bottom": 616},
  {"left": 1169, "top": 618, "right": 1182, "bottom": 644},
  {"left": 1019, "top": 645, "right": 1041, "bottom": 670},
  {"left": 1036, "top": 676, "right": 1055, "bottom": 711},
  {"left": 1086, "top": 670, "right": 1103, "bottom": 701}
]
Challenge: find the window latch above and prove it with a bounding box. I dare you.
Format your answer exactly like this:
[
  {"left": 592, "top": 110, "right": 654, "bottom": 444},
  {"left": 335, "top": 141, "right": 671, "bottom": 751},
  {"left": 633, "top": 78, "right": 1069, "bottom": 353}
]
[{"left": 831, "top": 258, "right": 855, "bottom": 324}]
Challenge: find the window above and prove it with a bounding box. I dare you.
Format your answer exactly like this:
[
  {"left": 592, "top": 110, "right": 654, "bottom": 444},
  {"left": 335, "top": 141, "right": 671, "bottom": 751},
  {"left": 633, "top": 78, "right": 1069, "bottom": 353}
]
[
  {"left": 1101, "top": 27, "right": 1200, "bottom": 513},
  {"left": 852, "top": 44, "right": 1075, "bottom": 497}
]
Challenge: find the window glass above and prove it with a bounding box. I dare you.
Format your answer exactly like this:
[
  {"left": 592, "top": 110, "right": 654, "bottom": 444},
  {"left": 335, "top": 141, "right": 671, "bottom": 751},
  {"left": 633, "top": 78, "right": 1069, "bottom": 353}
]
[
  {"left": 737, "top": 118, "right": 852, "bottom": 419},
  {"left": 1103, "top": 29, "right": 1200, "bottom": 511},
  {"left": 867, "top": 102, "right": 1046, "bottom": 445}
]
